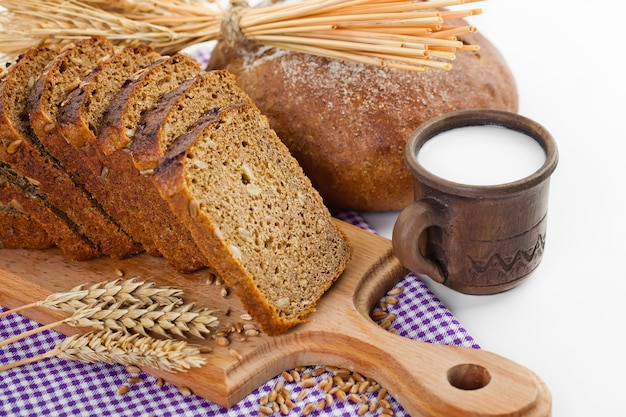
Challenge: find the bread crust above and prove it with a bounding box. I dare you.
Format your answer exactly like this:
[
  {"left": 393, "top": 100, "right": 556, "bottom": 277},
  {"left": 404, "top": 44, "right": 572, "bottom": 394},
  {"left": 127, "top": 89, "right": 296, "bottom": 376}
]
[{"left": 208, "top": 29, "right": 518, "bottom": 210}]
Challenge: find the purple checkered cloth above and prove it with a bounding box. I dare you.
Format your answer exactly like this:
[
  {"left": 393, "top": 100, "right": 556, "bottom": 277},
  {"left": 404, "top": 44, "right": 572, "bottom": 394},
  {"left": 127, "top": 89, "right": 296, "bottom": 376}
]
[{"left": 0, "top": 211, "right": 478, "bottom": 416}]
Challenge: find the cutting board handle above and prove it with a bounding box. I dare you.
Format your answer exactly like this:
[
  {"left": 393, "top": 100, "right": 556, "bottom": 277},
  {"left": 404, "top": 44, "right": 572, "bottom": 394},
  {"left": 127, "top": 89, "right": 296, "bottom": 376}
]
[
  {"left": 228, "top": 235, "right": 551, "bottom": 417},
  {"left": 238, "top": 306, "right": 551, "bottom": 417}
]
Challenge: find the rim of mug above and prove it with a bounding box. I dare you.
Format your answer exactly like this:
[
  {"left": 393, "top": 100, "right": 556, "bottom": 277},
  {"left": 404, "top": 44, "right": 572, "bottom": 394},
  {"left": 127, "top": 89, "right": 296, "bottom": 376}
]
[{"left": 406, "top": 109, "right": 559, "bottom": 197}]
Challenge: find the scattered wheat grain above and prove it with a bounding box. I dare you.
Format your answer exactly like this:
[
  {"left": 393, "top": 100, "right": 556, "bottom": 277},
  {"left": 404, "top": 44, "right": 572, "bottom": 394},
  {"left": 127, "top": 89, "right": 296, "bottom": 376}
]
[
  {"left": 297, "top": 389, "right": 309, "bottom": 402},
  {"left": 229, "top": 349, "right": 242, "bottom": 360},
  {"left": 301, "top": 378, "right": 316, "bottom": 388},
  {"left": 259, "top": 405, "right": 273, "bottom": 415},
  {"left": 301, "top": 403, "right": 315, "bottom": 416},
  {"left": 388, "top": 287, "right": 404, "bottom": 296},
  {"left": 348, "top": 393, "right": 362, "bottom": 404},
  {"left": 125, "top": 365, "right": 140, "bottom": 374}
]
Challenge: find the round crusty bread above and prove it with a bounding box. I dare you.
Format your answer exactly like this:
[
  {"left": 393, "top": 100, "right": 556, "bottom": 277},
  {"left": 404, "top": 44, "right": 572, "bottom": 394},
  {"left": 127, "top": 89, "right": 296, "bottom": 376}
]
[{"left": 208, "top": 29, "right": 518, "bottom": 211}]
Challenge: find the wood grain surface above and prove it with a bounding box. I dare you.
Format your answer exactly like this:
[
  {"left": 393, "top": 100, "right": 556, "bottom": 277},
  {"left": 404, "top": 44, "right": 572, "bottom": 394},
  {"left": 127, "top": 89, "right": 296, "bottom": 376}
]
[{"left": 0, "top": 220, "right": 551, "bottom": 416}]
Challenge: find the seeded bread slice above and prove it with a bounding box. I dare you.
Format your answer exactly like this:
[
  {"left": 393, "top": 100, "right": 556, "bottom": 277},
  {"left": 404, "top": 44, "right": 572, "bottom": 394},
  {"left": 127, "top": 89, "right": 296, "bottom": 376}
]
[
  {"left": 97, "top": 52, "right": 202, "bottom": 156},
  {"left": 0, "top": 41, "right": 109, "bottom": 259},
  {"left": 57, "top": 43, "right": 162, "bottom": 149},
  {"left": 154, "top": 104, "right": 352, "bottom": 335},
  {"left": 55, "top": 43, "right": 164, "bottom": 256},
  {"left": 91, "top": 53, "right": 208, "bottom": 273},
  {"left": 125, "top": 71, "right": 255, "bottom": 270},
  {"left": 0, "top": 168, "right": 55, "bottom": 250},
  {"left": 130, "top": 70, "right": 255, "bottom": 173},
  {"left": 0, "top": 202, "right": 54, "bottom": 250},
  {"left": 24, "top": 35, "right": 142, "bottom": 259},
  {"left": 0, "top": 162, "right": 100, "bottom": 258}
]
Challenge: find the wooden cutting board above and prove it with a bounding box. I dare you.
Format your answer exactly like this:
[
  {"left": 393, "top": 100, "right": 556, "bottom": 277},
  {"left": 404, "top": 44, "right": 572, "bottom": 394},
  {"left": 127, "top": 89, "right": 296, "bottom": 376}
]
[{"left": 0, "top": 219, "right": 551, "bottom": 416}]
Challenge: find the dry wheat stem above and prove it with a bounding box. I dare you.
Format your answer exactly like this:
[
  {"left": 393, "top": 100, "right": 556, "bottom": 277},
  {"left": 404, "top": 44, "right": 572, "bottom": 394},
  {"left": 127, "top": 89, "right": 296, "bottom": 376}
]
[
  {"left": 0, "top": 330, "right": 206, "bottom": 373},
  {"left": 0, "top": 0, "right": 217, "bottom": 56},
  {"left": 0, "top": 278, "right": 184, "bottom": 319},
  {"left": 0, "top": 0, "right": 483, "bottom": 72},
  {"left": 0, "top": 299, "right": 218, "bottom": 348}
]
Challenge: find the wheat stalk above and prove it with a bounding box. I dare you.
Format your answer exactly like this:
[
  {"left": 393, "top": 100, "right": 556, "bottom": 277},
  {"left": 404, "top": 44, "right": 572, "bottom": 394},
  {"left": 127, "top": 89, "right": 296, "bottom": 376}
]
[
  {"left": 0, "top": 0, "right": 483, "bottom": 72},
  {"left": 0, "top": 330, "right": 207, "bottom": 373},
  {"left": 0, "top": 298, "right": 219, "bottom": 348},
  {"left": 0, "top": 278, "right": 184, "bottom": 319}
]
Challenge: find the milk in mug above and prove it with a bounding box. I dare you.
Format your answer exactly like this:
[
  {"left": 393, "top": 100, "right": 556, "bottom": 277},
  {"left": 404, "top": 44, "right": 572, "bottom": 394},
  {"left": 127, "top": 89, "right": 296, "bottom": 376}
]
[{"left": 417, "top": 125, "right": 546, "bottom": 186}]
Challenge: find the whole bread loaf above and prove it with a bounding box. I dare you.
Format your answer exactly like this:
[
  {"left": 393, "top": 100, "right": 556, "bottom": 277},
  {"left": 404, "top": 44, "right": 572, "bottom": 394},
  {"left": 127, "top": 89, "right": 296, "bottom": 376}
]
[
  {"left": 154, "top": 104, "right": 352, "bottom": 335},
  {"left": 208, "top": 27, "right": 518, "bottom": 211}
]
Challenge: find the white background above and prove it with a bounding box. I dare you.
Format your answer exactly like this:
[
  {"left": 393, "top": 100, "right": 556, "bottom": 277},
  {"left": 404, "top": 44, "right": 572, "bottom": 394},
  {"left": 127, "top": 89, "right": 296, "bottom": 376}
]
[{"left": 363, "top": 1, "right": 626, "bottom": 415}]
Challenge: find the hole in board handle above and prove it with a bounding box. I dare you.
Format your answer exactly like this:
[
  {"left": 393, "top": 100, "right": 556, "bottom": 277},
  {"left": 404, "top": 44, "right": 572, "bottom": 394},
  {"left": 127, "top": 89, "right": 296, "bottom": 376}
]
[{"left": 447, "top": 364, "right": 491, "bottom": 390}]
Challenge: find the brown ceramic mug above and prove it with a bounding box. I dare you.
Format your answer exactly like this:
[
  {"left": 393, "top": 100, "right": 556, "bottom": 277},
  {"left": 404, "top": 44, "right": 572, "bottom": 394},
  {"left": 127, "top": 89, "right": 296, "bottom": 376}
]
[{"left": 392, "top": 109, "right": 558, "bottom": 295}]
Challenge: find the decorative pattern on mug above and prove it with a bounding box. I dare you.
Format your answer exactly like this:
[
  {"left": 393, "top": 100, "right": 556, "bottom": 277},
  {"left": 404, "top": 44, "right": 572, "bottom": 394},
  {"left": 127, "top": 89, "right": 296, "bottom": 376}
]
[{"left": 468, "top": 234, "right": 546, "bottom": 273}]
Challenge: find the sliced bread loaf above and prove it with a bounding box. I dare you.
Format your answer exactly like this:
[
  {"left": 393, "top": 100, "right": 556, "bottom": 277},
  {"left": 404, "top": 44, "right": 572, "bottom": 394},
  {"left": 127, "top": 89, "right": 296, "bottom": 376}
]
[
  {"left": 0, "top": 161, "right": 101, "bottom": 258},
  {"left": 54, "top": 43, "right": 164, "bottom": 256},
  {"left": 2, "top": 37, "right": 142, "bottom": 259},
  {"left": 90, "top": 53, "right": 208, "bottom": 273},
  {"left": 154, "top": 104, "right": 352, "bottom": 335}
]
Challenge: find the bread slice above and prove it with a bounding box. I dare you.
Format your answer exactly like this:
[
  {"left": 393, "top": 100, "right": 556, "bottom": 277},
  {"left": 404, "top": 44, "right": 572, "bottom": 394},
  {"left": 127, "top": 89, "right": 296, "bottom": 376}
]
[
  {"left": 125, "top": 70, "right": 255, "bottom": 269},
  {"left": 2, "top": 37, "right": 141, "bottom": 259},
  {"left": 97, "top": 52, "right": 202, "bottom": 155},
  {"left": 0, "top": 168, "right": 55, "bottom": 250},
  {"left": 0, "top": 41, "right": 108, "bottom": 259},
  {"left": 90, "top": 53, "right": 208, "bottom": 273},
  {"left": 54, "top": 43, "right": 164, "bottom": 257},
  {"left": 130, "top": 70, "right": 255, "bottom": 172},
  {"left": 0, "top": 162, "right": 101, "bottom": 258},
  {"left": 0, "top": 202, "right": 54, "bottom": 250},
  {"left": 57, "top": 43, "right": 162, "bottom": 149},
  {"left": 154, "top": 104, "right": 352, "bottom": 335}
]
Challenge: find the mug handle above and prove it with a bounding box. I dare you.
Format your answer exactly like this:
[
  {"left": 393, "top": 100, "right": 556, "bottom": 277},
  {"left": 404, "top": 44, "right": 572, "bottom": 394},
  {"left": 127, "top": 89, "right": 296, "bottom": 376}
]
[{"left": 392, "top": 198, "right": 449, "bottom": 284}]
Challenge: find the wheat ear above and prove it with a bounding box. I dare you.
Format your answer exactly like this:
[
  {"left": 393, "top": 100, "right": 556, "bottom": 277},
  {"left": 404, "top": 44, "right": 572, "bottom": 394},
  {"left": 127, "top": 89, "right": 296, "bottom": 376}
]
[
  {"left": 0, "top": 330, "right": 207, "bottom": 373},
  {"left": 0, "top": 300, "right": 219, "bottom": 348},
  {"left": 0, "top": 278, "right": 184, "bottom": 319}
]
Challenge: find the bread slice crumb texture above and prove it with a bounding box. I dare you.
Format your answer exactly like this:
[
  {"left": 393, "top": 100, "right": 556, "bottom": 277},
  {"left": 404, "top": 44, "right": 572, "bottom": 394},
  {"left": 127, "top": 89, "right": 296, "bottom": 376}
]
[{"left": 182, "top": 105, "right": 351, "bottom": 327}]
